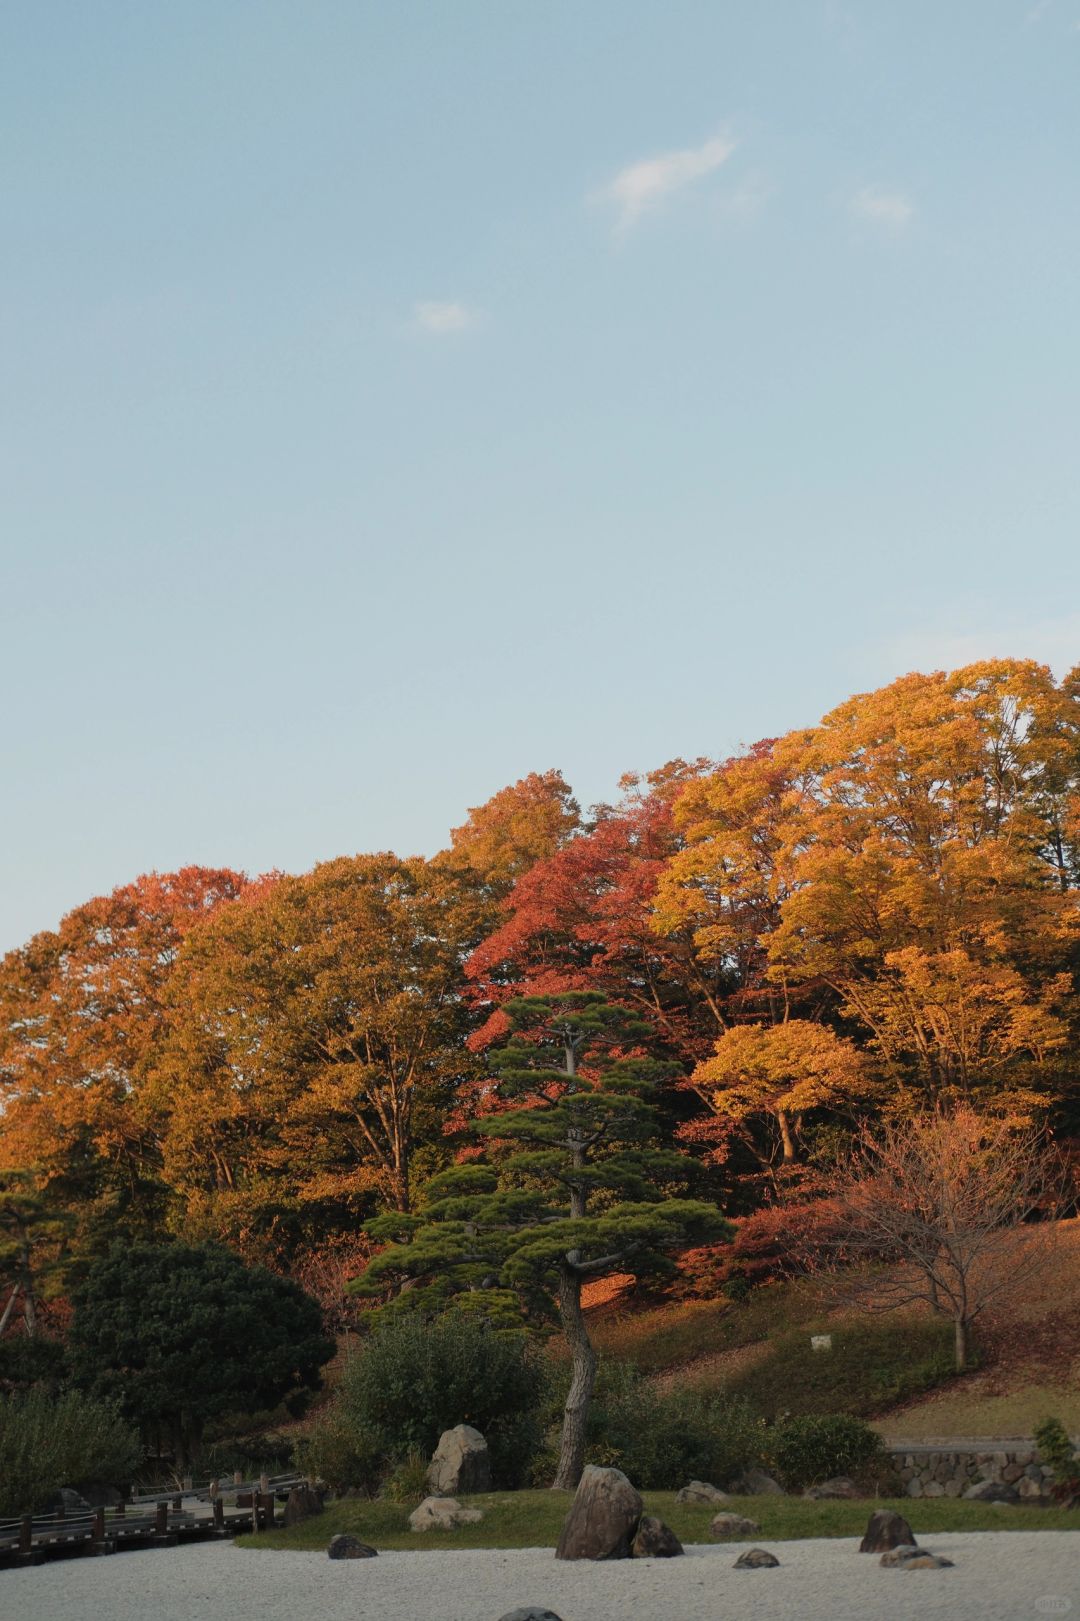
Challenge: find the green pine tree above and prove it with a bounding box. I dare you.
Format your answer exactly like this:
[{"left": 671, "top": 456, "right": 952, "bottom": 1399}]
[{"left": 355, "top": 992, "right": 730, "bottom": 1489}]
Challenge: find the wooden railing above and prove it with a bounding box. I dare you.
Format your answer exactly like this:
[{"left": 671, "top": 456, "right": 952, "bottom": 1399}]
[{"left": 0, "top": 1472, "right": 308, "bottom": 1568}]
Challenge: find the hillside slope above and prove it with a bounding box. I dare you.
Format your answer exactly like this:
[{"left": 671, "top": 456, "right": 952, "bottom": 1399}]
[{"left": 581, "top": 1219, "right": 1080, "bottom": 1440}]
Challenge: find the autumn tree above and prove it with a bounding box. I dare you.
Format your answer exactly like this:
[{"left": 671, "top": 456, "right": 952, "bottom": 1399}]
[
  {"left": 0, "top": 868, "right": 250, "bottom": 1253},
  {"left": 686, "top": 1019, "right": 875, "bottom": 1175},
  {"left": 356, "top": 992, "right": 729, "bottom": 1488},
  {"left": 658, "top": 661, "right": 1080, "bottom": 1116},
  {"left": 465, "top": 764, "right": 726, "bottom": 1063},
  {"left": 804, "top": 1107, "right": 1067, "bottom": 1370},
  {"left": 444, "top": 769, "right": 581, "bottom": 901},
  {"left": 154, "top": 853, "right": 475, "bottom": 1252}
]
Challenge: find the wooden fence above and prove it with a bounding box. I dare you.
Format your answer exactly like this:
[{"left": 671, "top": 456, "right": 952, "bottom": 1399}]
[{"left": 0, "top": 1472, "right": 307, "bottom": 1568}]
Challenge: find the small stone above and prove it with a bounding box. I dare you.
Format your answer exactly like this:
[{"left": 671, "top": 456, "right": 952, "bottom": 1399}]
[
  {"left": 859, "top": 1509, "right": 917, "bottom": 1553},
  {"left": 732, "top": 1467, "right": 783, "bottom": 1495},
  {"left": 408, "top": 1496, "right": 484, "bottom": 1532},
  {"left": 962, "top": 1480, "right": 1018, "bottom": 1503},
  {"left": 734, "top": 1548, "right": 779, "bottom": 1568},
  {"left": 803, "top": 1476, "right": 859, "bottom": 1499},
  {"left": 498, "top": 1611, "right": 565, "bottom": 1621},
  {"left": 710, "top": 1512, "right": 760, "bottom": 1539},
  {"left": 880, "top": 1546, "right": 954, "bottom": 1569},
  {"left": 327, "top": 1533, "right": 377, "bottom": 1559},
  {"left": 675, "top": 1480, "right": 729, "bottom": 1505},
  {"left": 631, "top": 1516, "right": 683, "bottom": 1558},
  {"left": 922, "top": 1480, "right": 945, "bottom": 1497}
]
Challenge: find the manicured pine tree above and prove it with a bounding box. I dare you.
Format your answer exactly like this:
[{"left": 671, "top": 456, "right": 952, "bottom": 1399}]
[{"left": 356, "top": 992, "right": 730, "bottom": 1489}]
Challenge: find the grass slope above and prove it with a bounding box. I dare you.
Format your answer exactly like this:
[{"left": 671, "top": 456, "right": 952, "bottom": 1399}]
[{"left": 240, "top": 1490, "right": 1079, "bottom": 1552}]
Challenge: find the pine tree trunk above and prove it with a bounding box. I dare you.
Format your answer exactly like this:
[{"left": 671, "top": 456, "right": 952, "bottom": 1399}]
[{"left": 553, "top": 1263, "right": 596, "bottom": 1491}]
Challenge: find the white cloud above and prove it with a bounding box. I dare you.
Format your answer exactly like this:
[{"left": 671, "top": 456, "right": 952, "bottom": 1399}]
[
  {"left": 849, "top": 185, "right": 915, "bottom": 231},
  {"left": 412, "top": 301, "right": 478, "bottom": 335},
  {"left": 598, "top": 133, "right": 737, "bottom": 230}
]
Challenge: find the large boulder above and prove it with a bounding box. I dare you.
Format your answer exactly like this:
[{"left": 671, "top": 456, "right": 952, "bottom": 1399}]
[
  {"left": 428, "top": 1425, "right": 491, "bottom": 1496},
  {"left": 676, "top": 1481, "right": 729, "bottom": 1505},
  {"left": 710, "top": 1512, "right": 760, "bottom": 1539},
  {"left": 555, "top": 1466, "right": 643, "bottom": 1561},
  {"left": 734, "top": 1548, "right": 779, "bottom": 1568},
  {"left": 731, "top": 1467, "right": 783, "bottom": 1495},
  {"left": 409, "top": 1496, "right": 484, "bottom": 1532},
  {"left": 859, "top": 1509, "right": 917, "bottom": 1552},
  {"left": 327, "top": 1533, "right": 377, "bottom": 1558},
  {"left": 282, "top": 1485, "right": 324, "bottom": 1528},
  {"left": 631, "top": 1516, "right": 683, "bottom": 1558}
]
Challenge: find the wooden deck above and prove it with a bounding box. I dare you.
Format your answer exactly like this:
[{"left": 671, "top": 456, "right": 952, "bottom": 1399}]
[{"left": 0, "top": 1473, "right": 307, "bottom": 1568}]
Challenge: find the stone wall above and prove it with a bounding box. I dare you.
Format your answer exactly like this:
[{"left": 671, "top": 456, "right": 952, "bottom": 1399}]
[{"left": 887, "top": 1444, "right": 1053, "bottom": 1500}]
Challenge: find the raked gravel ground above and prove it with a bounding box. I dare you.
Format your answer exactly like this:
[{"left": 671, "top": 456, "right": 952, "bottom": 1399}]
[{"left": 4, "top": 1533, "right": 1079, "bottom": 1621}]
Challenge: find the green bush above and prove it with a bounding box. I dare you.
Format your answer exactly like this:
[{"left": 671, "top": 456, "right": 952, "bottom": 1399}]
[
  {"left": 530, "top": 1359, "right": 765, "bottom": 1489},
  {"left": 1034, "top": 1417, "right": 1078, "bottom": 1485},
  {"left": 332, "top": 1313, "right": 545, "bottom": 1488},
  {"left": 770, "top": 1413, "right": 885, "bottom": 1490},
  {"left": 725, "top": 1313, "right": 956, "bottom": 1419},
  {"left": 0, "top": 1389, "right": 141, "bottom": 1515},
  {"left": 294, "top": 1409, "right": 384, "bottom": 1496},
  {"left": 381, "top": 1447, "right": 432, "bottom": 1504}
]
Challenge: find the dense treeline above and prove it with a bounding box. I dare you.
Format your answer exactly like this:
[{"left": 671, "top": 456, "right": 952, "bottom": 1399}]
[{"left": 2, "top": 659, "right": 1079, "bottom": 1321}]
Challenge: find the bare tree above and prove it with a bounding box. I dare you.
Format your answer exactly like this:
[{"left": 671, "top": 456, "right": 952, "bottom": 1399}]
[{"left": 801, "top": 1107, "right": 1068, "bottom": 1371}]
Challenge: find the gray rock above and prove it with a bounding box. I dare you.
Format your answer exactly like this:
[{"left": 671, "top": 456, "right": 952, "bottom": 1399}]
[
  {"left": 428, "top": 1424, "right": 491, "bottom": 1496},
  {"left": 880, "top": 1545, "right": 954, "bottom": 1569},
  {"left": 710, "top": 1512, "right": 760, "bottom": 1539},
  {"left": 555, "top": 1466, "right": 643, "bottom": 1561},
  {"left": 327, "top": 1533, "right": 377, "bottom": 1558},
  {"left": 75, "top": 1483, "right": 123, "bottom": 1509},
  {"left": 282, "top": 1485, "right": 324, "bottom": 1528},
  {"left": 50, "top": 1488, "right": 92, "bottom": 1518},
  {"left": 963, "top": 1479, "right": 1018, "bottom": 1504},
  {"left": 734, "top": 1548, "right": 780, "bottom": 1568},
  {"left": 409, "top": 1495, "right": 484, "bottom": 1532},
  {"left": 675, "top": 1480, "right": 729, "bottom": 1505},
  {"left": 733, "top": 1467, "right": 783, "bottom": 1495},
  {"left": 498, "top": 1612, "right": 564, "bottom": 1621},
  {"left": 631, "top": 1516, "right": 683, "bottom": 1558},
  {"left": 859, "top": 1509, "right": 917, "bottom": 1552},
  {"left": 803, "top": 1476, "right": 859, "bottom": 1499}
]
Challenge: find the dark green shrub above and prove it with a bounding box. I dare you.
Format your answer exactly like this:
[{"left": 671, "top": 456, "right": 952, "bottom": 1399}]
[
  {"left": 338, "top": 1313, "right": 545, "bottom": 1487},
  {"left": 770, "top": 1412, "right": 885, "bottom": 1490},
  {"left": 0, "top": 1336, "right": 67, "bottom": 1394},
  {"left": 69, "top": 1243, "right": 334, "bottom": 1468},
  {"left": 0, "top": 1389, "right": 141, "bottom": 1515},
  {"left": 726, "top": 1313, "right": 955, "bottom": 1419}
]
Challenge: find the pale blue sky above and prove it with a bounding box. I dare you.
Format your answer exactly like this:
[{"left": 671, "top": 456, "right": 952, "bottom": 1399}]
[{"left": 2, "top": 1, "right": 1079, "bottom": 953}]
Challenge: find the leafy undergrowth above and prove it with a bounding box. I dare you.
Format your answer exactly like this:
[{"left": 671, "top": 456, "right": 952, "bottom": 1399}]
[
  {"left": 238, "top": 1489, "right": 1078, "bottom": 1552},
  {"left": 574, "top": 1279, "right": 824, "bottom": 1376},
  {"left": 724, "top": 1313, "right": 956, "bottom": 1420}
]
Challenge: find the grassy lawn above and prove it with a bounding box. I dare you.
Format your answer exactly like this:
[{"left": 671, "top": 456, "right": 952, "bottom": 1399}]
[{"left": 238, "top": 1490, "right": 1079, "bottom": 1552}]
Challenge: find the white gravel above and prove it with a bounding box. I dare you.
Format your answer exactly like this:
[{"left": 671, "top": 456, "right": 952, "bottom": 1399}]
[{"left": 4, "top": 1533, "right": 1079, "bottom": 1621}]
